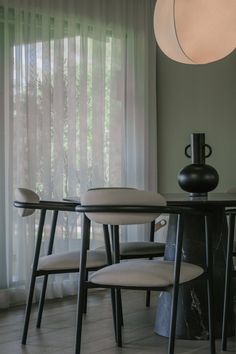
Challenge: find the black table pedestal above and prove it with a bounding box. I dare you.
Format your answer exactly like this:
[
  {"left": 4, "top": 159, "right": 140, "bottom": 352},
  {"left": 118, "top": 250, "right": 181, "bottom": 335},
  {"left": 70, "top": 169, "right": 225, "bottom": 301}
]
[{"left": 154, "top": 209, "right": 235, "bottom": 339}]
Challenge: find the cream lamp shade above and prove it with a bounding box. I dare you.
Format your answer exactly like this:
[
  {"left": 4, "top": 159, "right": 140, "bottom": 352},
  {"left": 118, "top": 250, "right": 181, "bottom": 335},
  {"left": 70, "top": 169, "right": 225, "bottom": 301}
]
[{"left": 154, "top": 0, "right": 236, "bottom": 64}]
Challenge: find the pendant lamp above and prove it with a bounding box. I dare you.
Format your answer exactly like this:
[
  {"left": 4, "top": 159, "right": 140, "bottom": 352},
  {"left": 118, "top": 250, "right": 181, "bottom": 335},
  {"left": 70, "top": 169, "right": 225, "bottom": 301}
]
[{"left": 154, "top": 0, "right": 236, "bottom": 64}]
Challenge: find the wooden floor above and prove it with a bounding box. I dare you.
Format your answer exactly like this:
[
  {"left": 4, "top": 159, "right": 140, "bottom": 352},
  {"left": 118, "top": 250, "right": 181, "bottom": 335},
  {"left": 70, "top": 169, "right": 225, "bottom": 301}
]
[{"left": 0, "top": 290, "right": 235, "bottom": 354}]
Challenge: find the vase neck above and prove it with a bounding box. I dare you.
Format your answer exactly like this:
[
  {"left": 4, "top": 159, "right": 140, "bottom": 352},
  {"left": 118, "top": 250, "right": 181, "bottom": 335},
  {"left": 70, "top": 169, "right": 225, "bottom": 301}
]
[{"left": 191, "top": 133, "right": 205, "bottom": 164}]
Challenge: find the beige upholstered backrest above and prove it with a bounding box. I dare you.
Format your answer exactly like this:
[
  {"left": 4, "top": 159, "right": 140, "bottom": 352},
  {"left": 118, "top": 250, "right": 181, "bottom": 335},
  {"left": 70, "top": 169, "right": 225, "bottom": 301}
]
[
  {"left": 81, "top": 188, "right": 166, "bottom": 225},
  {"left": 15, "top": 188, "right": 40, "bottom": 217}
]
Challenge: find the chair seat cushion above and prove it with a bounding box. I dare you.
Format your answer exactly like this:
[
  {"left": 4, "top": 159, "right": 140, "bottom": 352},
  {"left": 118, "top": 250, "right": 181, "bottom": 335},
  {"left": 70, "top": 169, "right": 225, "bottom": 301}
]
[
  {"left": 119, "top": 241, "right": 165, "bottom": 256},
  {"left": 89, "top": 260, "right": 203, "bottom": 288},
  {"left": 38, "top": 250, "right": 107, "bottom": 271}
]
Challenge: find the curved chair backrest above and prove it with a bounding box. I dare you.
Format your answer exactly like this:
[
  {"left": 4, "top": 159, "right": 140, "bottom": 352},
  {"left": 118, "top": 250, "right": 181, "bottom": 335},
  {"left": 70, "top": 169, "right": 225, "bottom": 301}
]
[
  {"left": 15, "top": 188, "right": 40, "bottom": 217},
  {"left": 81, "top": 188, "right": 166, "bottom": 225}
]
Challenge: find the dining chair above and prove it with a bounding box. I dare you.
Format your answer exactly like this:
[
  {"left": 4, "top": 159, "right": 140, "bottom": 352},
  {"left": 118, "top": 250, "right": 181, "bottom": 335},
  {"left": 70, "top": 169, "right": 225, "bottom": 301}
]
[
  {"left": 14, "top": 188, "right": 108, "bottom": 345},
  {"left": 221, "top": 187, "right": 236, "bottom": 350},
  {"left": 221, "top": 207, "right": 236, "bottom": 351},
  {"left": 75, "top": 188, "right": 215, "bottom": 354},
  {"left": 94, "top": 187, "right": 167, "bottom": 308}
]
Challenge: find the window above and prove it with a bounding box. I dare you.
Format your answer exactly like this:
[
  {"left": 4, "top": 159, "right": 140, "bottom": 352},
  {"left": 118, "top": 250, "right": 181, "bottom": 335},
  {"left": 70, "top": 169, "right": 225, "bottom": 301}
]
[{"left": 0, "top": 0, "right": 157, "bottom": 306}]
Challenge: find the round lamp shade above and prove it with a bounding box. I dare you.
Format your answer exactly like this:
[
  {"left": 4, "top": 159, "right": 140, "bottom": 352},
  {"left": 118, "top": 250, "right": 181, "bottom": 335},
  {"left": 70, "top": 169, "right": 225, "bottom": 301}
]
[{"left": 154, "top": 0, "right": 236, "bottom": 64}]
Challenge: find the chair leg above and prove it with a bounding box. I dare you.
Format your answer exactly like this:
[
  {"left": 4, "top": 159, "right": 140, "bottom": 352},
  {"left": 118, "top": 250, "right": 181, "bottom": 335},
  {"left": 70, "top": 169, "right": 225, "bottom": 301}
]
[
  {"left": 205, "top": 216, "right": 216, "bottom": 354},
  {"left": 111, "top": 288, "right": 118, "bottom": 341},
  {"left": 22, "top": 209, "right": 46, "bottom": 344},
  {"left": 117, "top": 289, "right": 124, "bottom": 326},
  {"left": 168, "top": 214, "right": 184, "bottom": 354},
  {"left": 168, "top": 287, "right": 179, "bottom": 354},
  {"left": 75, "top": 214, "right": 90, "bottom": 354},
  {"left": 36, "top": 275, "right": 48, "bottom": 328},
  {"left": 222, "top": 268, "right": 232, "bottom": 351},
  {"left": 115, "top": 289, "right": 122, "bottom": 347},
  {"left": 207, "top": 275, "right": 216, "bottom": 354},
  {"left": 22, "top": 272, "right": 37, "bottom": 344},
  {"left": 75, "top": 282, "right": 85, "bottom": 354},
  {"left": 36, "top": 210, "right": 58, "bottom": 328},
  {"left": 110, "top": 288, "right": 123, "bottom": 344},
  {"left": 222, "top": 213, "right": 235, "bottom": 351},
  {"left": 83, "top": 271, "right": 88, "bottom": 314},
  {"left": 146, "top": 220, "right": 155, "bottom": 308},
  {"left": 111, "top": 225, "right": 124, "bottom": 331},
  {"left": 145, "top": 290, "right": 151, "bottom": 307}
]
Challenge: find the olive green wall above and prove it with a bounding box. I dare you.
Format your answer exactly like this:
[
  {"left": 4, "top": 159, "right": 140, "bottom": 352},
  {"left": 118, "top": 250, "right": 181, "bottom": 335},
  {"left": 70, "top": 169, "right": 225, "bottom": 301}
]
[{"left": 157, "top": 47, "right": 236, "bottom": 193}]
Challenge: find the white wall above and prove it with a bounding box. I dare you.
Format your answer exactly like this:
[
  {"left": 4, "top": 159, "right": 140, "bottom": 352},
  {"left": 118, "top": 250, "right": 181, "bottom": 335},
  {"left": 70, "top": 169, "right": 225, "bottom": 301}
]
[{"left": 157, "top": 47, "right": 236, "bottom": 193}]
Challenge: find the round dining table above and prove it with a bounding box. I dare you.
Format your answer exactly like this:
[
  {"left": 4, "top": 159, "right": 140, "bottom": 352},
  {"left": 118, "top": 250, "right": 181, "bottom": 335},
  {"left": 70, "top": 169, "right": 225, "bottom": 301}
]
[{"left": 154, "top": 192, "right": 236, "bottom": 340}]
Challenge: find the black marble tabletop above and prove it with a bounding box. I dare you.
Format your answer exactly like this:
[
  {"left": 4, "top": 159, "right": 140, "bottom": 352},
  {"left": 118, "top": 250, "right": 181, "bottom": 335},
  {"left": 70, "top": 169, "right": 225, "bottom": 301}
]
[{"left": 164, "top": 192, "right": 236, "bottom": 206}]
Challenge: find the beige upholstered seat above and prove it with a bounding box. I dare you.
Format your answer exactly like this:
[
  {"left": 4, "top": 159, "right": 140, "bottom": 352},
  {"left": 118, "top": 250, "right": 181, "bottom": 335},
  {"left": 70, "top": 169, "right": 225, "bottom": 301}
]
[
  {"left": 75, "top": 188, "right": 214, "bottom": 354},
  {"left": 38, "top": 249, "right": 107, "bottom": 271},
  {"left": 89, "top": 259, "right": 203, "bottom": 288}
]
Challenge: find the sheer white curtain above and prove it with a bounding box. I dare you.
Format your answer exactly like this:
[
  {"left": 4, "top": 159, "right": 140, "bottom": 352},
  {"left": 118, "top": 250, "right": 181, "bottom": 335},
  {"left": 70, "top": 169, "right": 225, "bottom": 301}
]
[{"left": 0, "top": 0, "right": 157, "bottom": 308}]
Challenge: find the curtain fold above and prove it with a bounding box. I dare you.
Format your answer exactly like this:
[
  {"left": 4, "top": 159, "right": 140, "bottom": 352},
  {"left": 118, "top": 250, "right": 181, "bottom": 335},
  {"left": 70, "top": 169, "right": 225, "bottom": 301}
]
[{"left": 0, "top": 0, "right": 157, "bottom": 308}]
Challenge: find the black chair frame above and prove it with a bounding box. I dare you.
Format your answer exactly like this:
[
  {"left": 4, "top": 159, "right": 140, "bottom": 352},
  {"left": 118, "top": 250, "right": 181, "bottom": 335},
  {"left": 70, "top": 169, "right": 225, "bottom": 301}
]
[
  {"left": 221, "top": 208, "right": 236, "bottom": 351},
  {"left": 75, "top": 204, "right": 216, "bottom": 354},
  {"left": 14, "top": 198, "right": 165, "bottom": 346},
  {"left": 14, "top": 199, "right": 108, "bottom": 345}
]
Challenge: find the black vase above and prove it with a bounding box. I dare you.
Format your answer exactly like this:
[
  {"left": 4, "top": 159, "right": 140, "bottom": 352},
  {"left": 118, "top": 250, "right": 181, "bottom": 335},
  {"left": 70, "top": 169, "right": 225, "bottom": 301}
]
[{"left": 178, "top": 133, "right": 219, "bottom": 197}]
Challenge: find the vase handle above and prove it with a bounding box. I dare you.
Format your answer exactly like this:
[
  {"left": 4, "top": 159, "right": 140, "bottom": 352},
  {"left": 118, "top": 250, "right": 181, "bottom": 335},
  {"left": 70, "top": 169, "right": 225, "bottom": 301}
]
[
  {"left": 185, "top": 144, "right": 191, "bottom": 158},
  {"left": 204, "top": 144, "right": 212, "bottom": 158}
]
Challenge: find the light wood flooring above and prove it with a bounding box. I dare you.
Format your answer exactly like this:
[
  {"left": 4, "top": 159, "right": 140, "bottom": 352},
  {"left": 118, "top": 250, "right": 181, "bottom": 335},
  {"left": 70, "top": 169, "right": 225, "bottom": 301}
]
[{"left": 0, "top": 290, "right": 235, "bottom": 354}]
